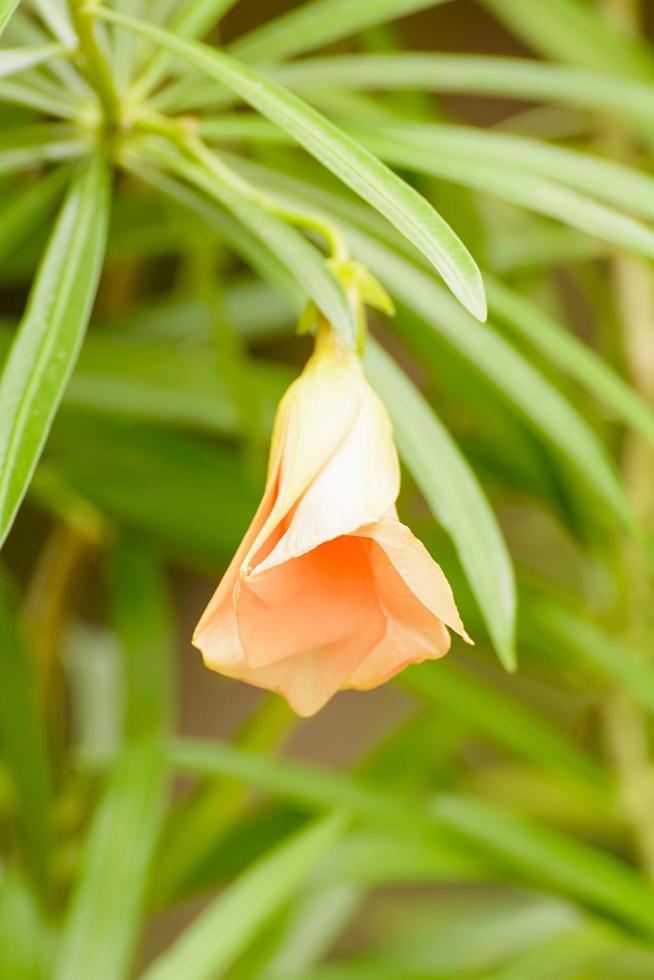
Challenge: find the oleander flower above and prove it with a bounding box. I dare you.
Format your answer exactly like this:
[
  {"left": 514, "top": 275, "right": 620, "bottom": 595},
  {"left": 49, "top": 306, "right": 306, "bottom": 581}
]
[{"left": 193, "top": 321, "right": 471, "bottom": 716}]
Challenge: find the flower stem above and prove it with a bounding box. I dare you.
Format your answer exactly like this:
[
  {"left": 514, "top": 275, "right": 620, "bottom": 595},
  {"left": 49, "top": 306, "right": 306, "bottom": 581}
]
[
  {"left": 134, "top": 111, "right": 350, "bottom": 261},
  {"left": 69, "top": 0, "right": 121, "bottom": 127}
]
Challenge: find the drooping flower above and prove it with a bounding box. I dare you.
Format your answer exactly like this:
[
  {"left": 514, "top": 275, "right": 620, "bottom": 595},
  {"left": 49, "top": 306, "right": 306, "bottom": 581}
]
[{"left": 193, "top": 320, "right": 471, "bottom": 716}]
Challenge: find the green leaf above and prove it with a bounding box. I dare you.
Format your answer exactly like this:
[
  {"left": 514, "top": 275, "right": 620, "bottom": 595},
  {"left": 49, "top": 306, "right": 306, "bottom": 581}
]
[
  {"left": 148, "top": 146, "right": 358, "bottom": 347},
  {"left": 401, "top": 661, "right": 605, "bottom": 790},
  {"left": 133, "top": 0, "right": 238, "bottom": 98},
  {"left": 123, "top": 159, "right": 305, "bottom": 313},
  {"left": 486, "top": 275, "right": 654, "bottom": 452},
  {"left": 0, "top": 0, "right": 21, "bottom": 35},
  {"left": 256, "top": 883, "right": 362, "bottom": 980},
  {"left": 0, "top": 571, "right": 53, "bottom": 887},
  {"left": 229, "top": 0, "right": 452, "bottom": 65},
  {"left": 0, "top": 124, "right": 89, "bottom": 176},
  {"left": 364, "top": 339, "right": 516, "bottom": 670},
  {"left": 141, "top": 814, "right": 346, "bottom": 980},
  {"left": 109, "top": 539, "right": 175, "bottom": 742},
  {"left": 0, "top": 42, "right": 65, "bottom": 77},
  {"left": 432, "top": 794, "right": 654, "bottom": 939},
  {"left": 97, "top": 8, "right": 487, "bottom": 321},
  {"left": 0, "top": 156, "right": 110, "bottom": 549},
  {"left": 0, "top": 78, "right": 83, "bottom": 118},
  {"left": 482, "top": 0, "right": 654, "bottom": 79},
  {"left": 44, "top": 413, "right": 260, "bottom": 567},
  {"left": 347, "top": 128, "right": 654, "bottom": 262},
  {"left": 171, "top": 738, "right": 654, "bottom": 938},
  {"left": 272, "top": 54, "right": 654, "bottom": 131},
  {"left": 0, "top": 870, "right": 48, "bottom": 980},
  {"left": 60, "top": 331, "right": 289, "bottom": 435},
  {"left": 350, "top": 121, "right": 654, "bottom": 224},
  {"left": 54, "top": 742, "right": 167, "bottom": 980},
  {"left": 525, "top": 597, "right": 654, "bottom": 720},
  {"left": 54, "top": 542, "right": 172, "bottom": 980},
  {"left": 29, "top": 0, "right": 76, "bottom": 46},
  {"left": 351, "top": 233, "right": 631, "bottom": 529},
  {"left": 0, "top": 166, "right": 69, "bottom": 266}
]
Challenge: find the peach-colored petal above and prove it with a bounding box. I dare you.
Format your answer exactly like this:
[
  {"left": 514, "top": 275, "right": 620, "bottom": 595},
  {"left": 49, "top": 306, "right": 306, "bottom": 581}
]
[
  {"left": 238, "top": 536, "right": 383, "bottom": 668},
  {"left": 254, "top": 387, "right": 399, "bottom": 574},
  {"left": 192, "top": 453, "right": 282, "bottom": 648},
  {"left": 242, "top": 341, "right": 362, "bottom": 571},
  {"left": 354, "top": 517, "right": 471, "bottom": 642},
  {"left": 219, "top": 627, "right": 385, "bottom": 717},
  {"left": 198, "top": 568, "right": 386, "bottom": 716},
  {"left": 346, "top": 534, "right": 452, "bottom": 691}
]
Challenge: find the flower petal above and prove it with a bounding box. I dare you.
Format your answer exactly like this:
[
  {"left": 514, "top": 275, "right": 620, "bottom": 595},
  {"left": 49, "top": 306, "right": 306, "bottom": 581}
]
[
  {"left": 346, "top": 533, "right": 452, "bottom": 691},
  {"left": 254, "top": 386, "right": 399, "bottom": 574},
  {"left": 238, "top": 535, "right": 384, "bottom": 668},
  {"left": 243, "top": 350, "right": 362, "bottom": 571},
  {"left": 354, "top": 517, "right": 472, "bottom": 642}
]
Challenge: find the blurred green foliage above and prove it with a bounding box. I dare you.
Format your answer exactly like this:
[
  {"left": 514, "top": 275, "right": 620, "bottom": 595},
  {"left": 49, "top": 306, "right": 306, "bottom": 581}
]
[{"left": 2, "top": 0, "right": 654, "bottom": 977}]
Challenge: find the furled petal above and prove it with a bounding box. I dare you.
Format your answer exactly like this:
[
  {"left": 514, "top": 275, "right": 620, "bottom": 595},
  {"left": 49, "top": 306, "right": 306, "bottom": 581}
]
[
  {"left": 192, "top": 437, "right": 284, "bottom": 650},
  {"left": 346, "top": 530, "right": 452, "bottom": 690},
  {"left": 254, "top": 383, "right": 399, "bottom": 574},
  {"left": 242, "top": 338, "right": 363, "bottom": 572},
  {"left": 354, "top": 517, "right": 471, "bottom": 641}
]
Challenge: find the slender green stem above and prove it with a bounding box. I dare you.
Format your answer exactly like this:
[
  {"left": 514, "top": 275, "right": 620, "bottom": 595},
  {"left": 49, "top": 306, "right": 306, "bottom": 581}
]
[
  {"left": 133, "top": 111, "right": 350, "bottom": 261},
  {"left": 69, "top": 0, "right": 121, "bottom": 126}
]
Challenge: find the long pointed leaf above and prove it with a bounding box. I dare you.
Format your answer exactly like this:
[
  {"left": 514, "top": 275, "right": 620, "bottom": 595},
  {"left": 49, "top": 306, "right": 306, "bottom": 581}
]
[
  {"left": 141, "top": 814, "right": 345, "bottom": 980},
  {"left": 0, "top": 572, "right": 53, "bottom": 886},
  {"left": 364, "top": 339, "right": 516, "bottom": 670},
  {"left": 97, "top": 8, "right": 487, "bottom": 321},
  {"left": 229, "top": 0, "right": 451, "bottom": 65},
  {"left": 0, "top": 156, "right": 110, "bottom": 549}
]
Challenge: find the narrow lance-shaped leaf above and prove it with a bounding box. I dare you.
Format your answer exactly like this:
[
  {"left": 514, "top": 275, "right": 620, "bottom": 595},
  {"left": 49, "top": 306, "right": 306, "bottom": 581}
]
[
  {"left": 110, "top": 537, "right": 175, "bottom": 741},
  {"left": 97, "top": 8, "right": 487, "bottom": 321},
  {"left": 29, "top": 0, "right": 76, "bottom": 46},
  {"left": 229, "top": 0, "right": 452, "bottom": 65},
  {"left": 485, "top": 275, "right": 654, "bottom": 452},
  {"left": 123, "top": 158, "right": 305, "bottom": 314},
  {"left": 0, "top": 165, "right": 70, "bottom": 266},
  {"left": 401, "top": 661, "right": 605, "bottom": 790},
  {"left": 345, "top": 129, "right": 654, "bottom": 263},
  {"left": 349, "top": 121, "right": 654, "bottom": 224},
  {"left": 171, "top": 738, "right": 654, "bottom": 938},
  {"left": 54, "top": 541, "right": 173, "bottom": 980},
  {"left": 349, "top": 230, "right": 631, "bottom": 529},
  {"left": 0, "top": 870, "right": 48, "bottom": 980},
  {"left": 133, "top": 0, "right": 239, "bottom": 99},
  {"left": 53, "top": 742, "right": 167, "bottom": 980},
  {"left": 0, "top": 156, "right": 110, "bottom": 549},
  {"left": 141, "top": 814, "right": 346, "bottom": 980},
  {"left": 0, "top": 0, "right": 21, "bottom": 35},
  {"left": 482, "top": 0, "right": 654, "bottom": 79},
  {"left": 0, "top": 43, "right": 65, "bottom": 77},
  {"left": 271, "top": 54, "right": 654, "bottom": 129},
  {"left": 0, "top": 79, "right": 83, "bottom": 120},
  {"left": 524, "top": 596, "right": 654, "bottom": 720},
  {"left": 0, "top": 124, "right": 89, "bottom": 177},
  {"left": 364, "top": 339, "right": 516, "bottom": 671},
  {"left": 0, "top": 571, "right": 53, "bottom": 887}
]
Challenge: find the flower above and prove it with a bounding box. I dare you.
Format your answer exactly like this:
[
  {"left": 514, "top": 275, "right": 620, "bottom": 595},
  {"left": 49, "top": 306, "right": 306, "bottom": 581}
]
[{"left": 193, "top": 322, "right": 471, "bottom": 716}]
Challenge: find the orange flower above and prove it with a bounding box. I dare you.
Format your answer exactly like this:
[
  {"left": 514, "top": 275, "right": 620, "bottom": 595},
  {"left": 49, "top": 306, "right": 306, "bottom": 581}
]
[{"left": 193, "top": 323, "right": 471, "bottom": 716}]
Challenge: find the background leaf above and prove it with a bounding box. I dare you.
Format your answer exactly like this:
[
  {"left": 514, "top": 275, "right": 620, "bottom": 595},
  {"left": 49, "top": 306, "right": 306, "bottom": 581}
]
[{"left": 0, "top": 156, "right": 109, "bottom": 549}]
